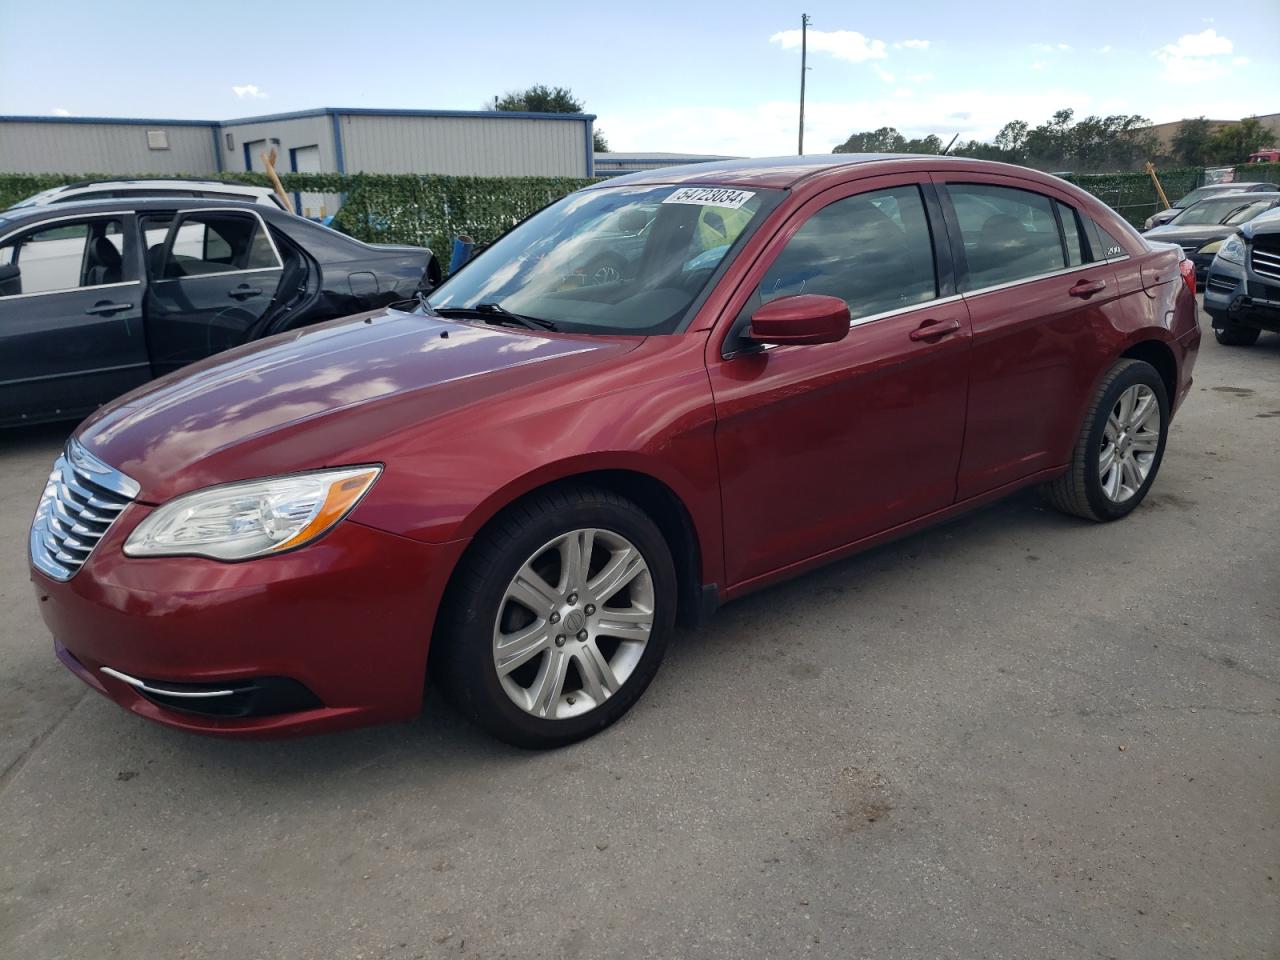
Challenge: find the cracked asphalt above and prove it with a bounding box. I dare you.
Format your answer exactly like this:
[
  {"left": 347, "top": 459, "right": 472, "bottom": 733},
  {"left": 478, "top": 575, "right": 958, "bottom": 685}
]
[{"left": 1, "top": 308, "right": 1277, "bottom": 959}]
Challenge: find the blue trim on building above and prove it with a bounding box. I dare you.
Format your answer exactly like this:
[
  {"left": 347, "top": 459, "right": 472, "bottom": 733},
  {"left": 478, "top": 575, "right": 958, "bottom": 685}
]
[
  {"left": 330, "top": 113, "right": 346, "bottom": 174},
  {"left": 222, "top": 106, "right": 597, "bottom": 126},
  {"left": 0, "top": 114, "right": 217, "bottom": 127},
  {"left": 242, "top": 142, "right": 252, "bottom": 173},
  {"left": 211, "top": 127, "right": 223, "bottom": 173},
  {"left": 585, "top": 119, "right": 595, "bottom": 177}
]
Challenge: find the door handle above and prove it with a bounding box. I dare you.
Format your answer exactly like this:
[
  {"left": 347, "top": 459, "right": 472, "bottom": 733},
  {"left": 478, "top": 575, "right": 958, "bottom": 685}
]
[
  {"left": 1069, "top": 278, "right": 1107, "bottom": 298},
  {"left": 909, "top": 318, "right": 961, "bottom": 342},
  {"left": 228, "top": 286, "right": 263, "bottom": 300},
  {"left": 84, "top": 301, "right": 134, "bottom": 315}
]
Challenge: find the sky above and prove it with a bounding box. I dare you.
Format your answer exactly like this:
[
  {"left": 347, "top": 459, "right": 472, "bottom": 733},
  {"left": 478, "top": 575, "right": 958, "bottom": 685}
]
[{"left": 1, "top": 0, "right": 1277, "bottom": 156}]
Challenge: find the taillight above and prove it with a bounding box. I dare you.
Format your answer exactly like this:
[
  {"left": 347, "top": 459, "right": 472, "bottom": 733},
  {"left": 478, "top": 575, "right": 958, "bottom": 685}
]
[{"left": 1179, "top": 258, "right": 1196, "bottom": 298}]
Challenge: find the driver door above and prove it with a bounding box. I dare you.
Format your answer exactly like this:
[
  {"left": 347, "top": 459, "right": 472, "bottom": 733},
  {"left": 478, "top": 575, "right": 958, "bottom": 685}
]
[
  {"left": 142, "top": 209, "right": 284, "bottom": 375},
  {"left": 706, "top": 174, "right": 973, "bottom": 589}
]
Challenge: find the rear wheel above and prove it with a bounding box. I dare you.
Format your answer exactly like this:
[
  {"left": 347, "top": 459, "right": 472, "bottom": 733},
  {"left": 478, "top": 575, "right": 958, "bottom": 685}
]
[
  {"left": 1043, "top": 359, "right": 1169, "bottom": 522},
  {"left": 1214, "top": 321, "right": 1261, "bottom": 346},
  {"left": 434, "top": 486, "right": 675, "bottom": 748}
]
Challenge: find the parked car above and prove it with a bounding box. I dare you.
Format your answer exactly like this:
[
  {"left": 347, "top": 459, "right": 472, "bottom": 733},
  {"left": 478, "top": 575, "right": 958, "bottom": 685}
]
[
  {"left": 1202, "top": 206, "right": 1280, "bottom": 345},
  {"left": 0, "top": 197, "right": 438, "bottom": 426},
  {"left": 1143, "top": 192, "right": 1280, "bottom": 286},
  {"left": 8, "top": 178, "right": 286, "bottom": 210},
  {"left": 1247, "top": 149, "right": 1280, "bottom": 164},
  {"left": 29, "top": 155, "right": 1199, "bottom": 749},
  {"left": 1143, "top": 181, "right": 1279, "bottom": 230}
]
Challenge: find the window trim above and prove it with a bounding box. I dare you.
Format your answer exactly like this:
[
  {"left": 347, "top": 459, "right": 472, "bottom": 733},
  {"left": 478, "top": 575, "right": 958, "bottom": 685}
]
[
  {"left": 0, "top": 211, "right": 135, "bottom": 302},
  {"left": 715, "top": 174, "right": 949, "bottom": 359},
  {"left": 148, "top": 207, "right": 283, "bottom": 284}
]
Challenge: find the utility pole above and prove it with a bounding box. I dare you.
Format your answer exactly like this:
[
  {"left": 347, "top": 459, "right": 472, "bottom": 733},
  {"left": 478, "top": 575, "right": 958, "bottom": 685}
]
[{"left": 798, "top": 12, "right": 810, "bottom": 154}]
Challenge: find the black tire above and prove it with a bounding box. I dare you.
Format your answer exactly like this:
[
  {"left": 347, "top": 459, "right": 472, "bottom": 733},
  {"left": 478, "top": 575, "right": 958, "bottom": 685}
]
[
  {"left": 1214, "top": 322, "right": 1261, "bottom": 346},
  {"left": 433, "top": 485, "right": 676, "bottom": 749},
  {"left": 1042, "top": 358, "right": 1170, "bottom": 522}
]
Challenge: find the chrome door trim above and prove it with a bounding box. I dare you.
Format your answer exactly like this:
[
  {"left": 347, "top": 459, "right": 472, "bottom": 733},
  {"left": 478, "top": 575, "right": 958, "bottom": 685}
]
[{"left": 0, "top": 279, "right": 141, "bottom": 303}]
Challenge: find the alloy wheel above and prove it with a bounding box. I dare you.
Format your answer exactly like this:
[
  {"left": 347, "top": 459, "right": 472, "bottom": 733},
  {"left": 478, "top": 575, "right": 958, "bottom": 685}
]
[
  {"left": 492, "top": 528, "right": 654, "bottom": 720},
  {"left": 1099, "top": 383, "right": 1161, "bottom": 503}
]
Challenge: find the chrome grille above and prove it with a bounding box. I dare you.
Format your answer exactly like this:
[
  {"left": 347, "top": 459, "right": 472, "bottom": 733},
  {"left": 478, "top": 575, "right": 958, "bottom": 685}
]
[
  {"left": 1251, "top": 245, "right": 1280, "bottom": 282},
  {"left": 1206, "top": 274, "right": 1237, "bottom": 295},
  {"left": 29, "top": 441, "right": 139, "bottom": 581}
]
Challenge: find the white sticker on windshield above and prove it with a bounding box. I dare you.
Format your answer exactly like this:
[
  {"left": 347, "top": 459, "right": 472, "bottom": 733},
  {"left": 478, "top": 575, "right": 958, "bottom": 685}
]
[{"left": 661, "top": 187, "right": 756, "bottom": 209}]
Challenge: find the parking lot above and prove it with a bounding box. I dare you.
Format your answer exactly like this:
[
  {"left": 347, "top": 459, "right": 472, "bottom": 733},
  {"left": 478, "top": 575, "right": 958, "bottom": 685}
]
[{"left": 0, "top": 309, "right": 1276, "bottom": 959}]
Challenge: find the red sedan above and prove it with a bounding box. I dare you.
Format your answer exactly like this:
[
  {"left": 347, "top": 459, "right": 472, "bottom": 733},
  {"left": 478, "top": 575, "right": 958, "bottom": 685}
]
[{"left": 28, "top": 155, "right": 1200, "bottom": 748}]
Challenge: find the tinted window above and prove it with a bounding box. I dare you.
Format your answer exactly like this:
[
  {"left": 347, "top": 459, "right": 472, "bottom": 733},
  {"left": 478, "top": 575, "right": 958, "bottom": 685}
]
[
  {"left": 757, "top": 185, "right": 937, "bottom": 321},
  {"left": 0, "top": 218, "right": 124, "bottom": 296},
  {"left": 1085, "top": 217, "right": 1128, "bottom": 261},
  {"left": 948, "top": 184, "right": 1066, "bottom": 289},
  {"left": 1056, "top": 201, "right": 1085, "bottom": 266},
  {"left": 155, "top": 212, "right": 279, "bottom": 279}
]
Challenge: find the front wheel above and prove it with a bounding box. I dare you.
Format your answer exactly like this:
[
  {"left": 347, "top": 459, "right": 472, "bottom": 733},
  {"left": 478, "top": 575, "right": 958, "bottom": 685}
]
[
  {"left": 433, "top": 486, "right": 676, "bottom": 748},
  {"left": 1043, "top": 358, "right": 1169, "bottom": 522},
  {"left": 1214, "top": 322, "right": 1261, "bottom": 346}
]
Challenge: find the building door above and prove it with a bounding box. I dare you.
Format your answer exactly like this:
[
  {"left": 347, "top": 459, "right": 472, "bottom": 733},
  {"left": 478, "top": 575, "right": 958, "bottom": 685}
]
[{"left": 291, "top": 145, "right": 326, "bottom": 218}]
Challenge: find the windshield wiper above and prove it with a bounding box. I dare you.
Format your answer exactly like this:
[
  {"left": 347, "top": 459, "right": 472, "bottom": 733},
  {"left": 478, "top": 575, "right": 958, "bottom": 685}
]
[{"left": 433, "top": 302, "right": 557, "bottom": 332}]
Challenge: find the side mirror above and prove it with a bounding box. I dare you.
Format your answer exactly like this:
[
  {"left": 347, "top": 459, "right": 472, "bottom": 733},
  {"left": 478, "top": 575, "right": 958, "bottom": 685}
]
[{"left": 749, "top": 294, "right": 850, "bottom": 346}]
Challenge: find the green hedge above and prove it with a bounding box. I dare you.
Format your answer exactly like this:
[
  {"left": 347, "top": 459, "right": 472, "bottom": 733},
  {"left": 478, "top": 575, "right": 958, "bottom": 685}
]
[
  {"left": 3, "top": 163, "right": 1278, "bottom": 252},
  {"left": 0, "top": 172, "right": 599, "bottom": 266}
]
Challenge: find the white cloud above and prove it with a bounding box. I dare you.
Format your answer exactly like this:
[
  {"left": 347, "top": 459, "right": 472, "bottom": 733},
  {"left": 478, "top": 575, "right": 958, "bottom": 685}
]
[
  {"left": 1031, "top": 61, "right": 1047, "bottom": 70},
  {"left": 51, "top": 107, "right": 71, "bottom": 117},
  {"left": 770, "top": 28, "right": 886, "bottom": 62},
  {"left": 907, "top": 72, "right": 934, "bottom": 84},
  {"left": 1097, "top": 45, "right": 1112, "bottom": 54},
  {"left": 1233, "top": 56, "right": 1250, "bottom": 65},
  {"left": 873, "top": 66, "right": 895, "bottom": 84},
  {"left": 1153, "top": 29, "right": 1237, "bottom": 84},
  {"left": 1032, "top": 42, "right": 1072, "bottom": 53},
  {"left": 232, "top": 84, "right": 269, "bottom": 100},
  {"left": 896, "top": 39, "right": 931, "bottom": 50}
]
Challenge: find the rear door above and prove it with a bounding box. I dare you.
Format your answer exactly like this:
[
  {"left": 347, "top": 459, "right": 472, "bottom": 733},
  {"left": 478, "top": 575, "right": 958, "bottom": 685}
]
[
  {"left": 142, "top": 208, "right": 284, "bottom": 374},
  {"left": 0, "top": 212, "right": 150, "bottom": 425},
  {"left": 934, "top": 175, "right": 1121, "bottom": 499}
]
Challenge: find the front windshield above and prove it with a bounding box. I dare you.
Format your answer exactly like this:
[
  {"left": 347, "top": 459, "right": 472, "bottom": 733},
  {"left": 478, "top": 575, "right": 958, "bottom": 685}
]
[
  {"left": 1173, "top": 196, "right": 1268, "bottom": 226},
  {"left": 1223, "top": 200, "right": 1275, "bottom": 226},
  {"left": 428, "top": 183, "right": 780, "bottom": 335},
  {"left": 1176, "top": 186, "right": 1235, "bottom": 208}
]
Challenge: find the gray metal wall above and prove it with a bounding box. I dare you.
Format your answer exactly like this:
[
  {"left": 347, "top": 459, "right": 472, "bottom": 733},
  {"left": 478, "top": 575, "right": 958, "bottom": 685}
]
[
  {"left": 220, "top": 115, "right": 336, "bottom": 173},
  {"left": 0, "top": 121, "right": 218, "bottom": 173},
  {"left": 338, "top": 114, "right": 590, "bottom": 176}
]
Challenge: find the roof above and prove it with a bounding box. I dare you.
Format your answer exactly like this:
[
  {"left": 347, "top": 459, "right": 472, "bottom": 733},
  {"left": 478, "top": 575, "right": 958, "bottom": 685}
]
[
  {"left": 593, "top": 152, "right": 742, "bottom": 162},
  {"left": 589, "top": 153, "right": 1011, "bottom": 190},
  {"left": 0, "top": 107, "right": 597, "bottom": 128},
  {"left": 0, "top": 195, "right": 281, "bottom": 224}
]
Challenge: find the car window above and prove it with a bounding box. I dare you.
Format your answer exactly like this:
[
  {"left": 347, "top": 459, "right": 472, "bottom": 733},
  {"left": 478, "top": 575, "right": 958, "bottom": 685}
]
[
  {"left": 947, "top": 183, "right": 1066, "bottom": 289},
  {"left": 756, "top": 185, "right": 938, "bottom": 321},
  {"left": 1222, "top": 200, "right": 1276, "bottom": 226},
  {"left": 153, "top": 212, "right": 280, "bottom": 279},
  {"left": 0, "top": 218, "right": 125, "bottom": 297},
  {"left": 1056, "top": 201, "right": 1086, "bottom": 266}
]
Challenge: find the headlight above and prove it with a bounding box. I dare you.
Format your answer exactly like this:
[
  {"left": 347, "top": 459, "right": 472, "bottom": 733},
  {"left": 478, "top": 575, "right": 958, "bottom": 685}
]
[
  {"left": 1198, "top": 239, "right": 1223, "bottom": 255},
  {"left": 1143, "top": 216, "right": 1155, "bottom": 231},
  {"left": 124, "top": 466, "right": 381, "bottom": 560},
  {"left": 1217, "top": 234, "right": 1247, "bottom": 265}
]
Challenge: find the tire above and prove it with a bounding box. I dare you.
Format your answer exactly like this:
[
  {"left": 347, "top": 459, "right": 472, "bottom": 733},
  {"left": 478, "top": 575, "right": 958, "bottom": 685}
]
[
  {"left": 1214, "top": 322, "right": 1261, "bottom": 346},
  {"left": 1042, "top": 358, "right": 1169, "bottom": 522},
  {"left": 433, "top": 485, "right": 676, "bottom": 749}
]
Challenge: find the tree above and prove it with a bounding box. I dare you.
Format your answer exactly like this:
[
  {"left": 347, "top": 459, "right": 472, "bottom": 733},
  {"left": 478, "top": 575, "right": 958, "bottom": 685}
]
[
  {"left": 993, "top": 120, "right": 1029, "bottom": 161},
  {"left": 1206, "top": 116, "right": 1271, "bottom": 164},
  {"left": 593, "top": 129, "right": 609, "bottom": 153},
  {"left": 1171, "top": 117, "right": 1214, "bottom": 167},
  {"left": 833, "top": 127, "right": 940, "bottom": 155},
  {"left": 491, "top": 84, "right": 586, "bottom": 114}
]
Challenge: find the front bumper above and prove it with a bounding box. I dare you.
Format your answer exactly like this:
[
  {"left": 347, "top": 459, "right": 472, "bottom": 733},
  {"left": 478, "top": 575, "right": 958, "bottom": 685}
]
[
  {"left": 1203, "top": 261, "right": 1280, "bottom": 332},
  {"left": 32, "top": 505, "right": 468, "bottom": 738}
]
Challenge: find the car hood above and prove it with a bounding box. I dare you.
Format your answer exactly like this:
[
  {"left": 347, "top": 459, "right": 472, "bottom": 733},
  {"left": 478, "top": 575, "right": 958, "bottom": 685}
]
[
  {"left": 76, "top": 308, "right": 641, "bottom": 502},
  {"left": 1143, "top": 223, "right": 1233, "bottom": 245}
]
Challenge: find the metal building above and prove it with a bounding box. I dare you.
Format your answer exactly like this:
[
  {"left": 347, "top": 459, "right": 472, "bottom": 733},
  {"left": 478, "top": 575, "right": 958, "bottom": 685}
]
[
  {"left": 592, "top": 152, "right": 742, "bottom": 178},
  {"left": 0, "top": 108, "right": 597, "bottom": 179}
]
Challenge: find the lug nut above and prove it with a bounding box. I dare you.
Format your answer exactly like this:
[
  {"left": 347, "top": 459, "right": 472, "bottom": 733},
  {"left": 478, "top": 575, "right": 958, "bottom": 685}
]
[
  {"left": 567, "top": 592, "right": 578, "bottom": 604},
  {"left": 554, "top": 634, "right": 566, "bottom": 647},
  {"left": 577, "top": 629, "right": 589, "bottom": 641},
  {"left": 584, "top": 604, "right": 596, "bottom": 615},
  {"left": 550, "top": 611, "right": 561, "bottom": 624}
]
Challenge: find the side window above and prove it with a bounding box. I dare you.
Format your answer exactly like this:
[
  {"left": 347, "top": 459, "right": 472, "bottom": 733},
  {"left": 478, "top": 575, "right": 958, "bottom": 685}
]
[
  {"left": 1084, "top": 217, "right": 1129, "bottom": 262},
  {"left": 947, "top": 183, "right": 1066, "bottom": 289},
  {"left": 1056, "top": 202, "right": 1087, "bottom": 266},
  {"left": 757, "top": 185, "right": 938, "bottom": 322},
  {"left": 151, "top": 212, "right": 280, "bottom": 279},
  {"left": 0, "top": 218, "right": 125, "bottom": 297}
]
